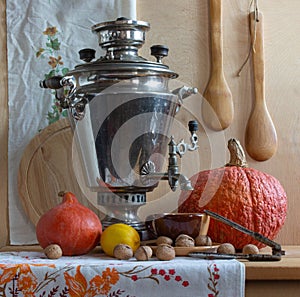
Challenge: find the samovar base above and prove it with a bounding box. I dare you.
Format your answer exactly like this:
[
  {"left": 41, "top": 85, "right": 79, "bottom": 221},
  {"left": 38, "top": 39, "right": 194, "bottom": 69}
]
[{"left": 98, "top": 192, "right": 154, "bottom": 241}]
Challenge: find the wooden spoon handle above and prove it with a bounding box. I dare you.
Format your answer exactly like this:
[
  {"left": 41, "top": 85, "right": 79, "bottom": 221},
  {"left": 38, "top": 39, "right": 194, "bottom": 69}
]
[
  {"left": 209, "top": 0, "right": 223, "bottom": 73},
  {"left": 245, "top": 11, "right": 278, "bottom": 161},
  {"left": 251, "top": 11, "right": 265, "bottom": 102},
  {"left": 202, "top": 0, "right": 234, "bottom": 131}
]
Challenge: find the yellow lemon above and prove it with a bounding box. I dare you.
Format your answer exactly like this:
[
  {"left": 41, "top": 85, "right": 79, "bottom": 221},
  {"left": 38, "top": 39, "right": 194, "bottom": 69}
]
[{"left": 100, "top": 223, "right": 140, "bottom": 257}]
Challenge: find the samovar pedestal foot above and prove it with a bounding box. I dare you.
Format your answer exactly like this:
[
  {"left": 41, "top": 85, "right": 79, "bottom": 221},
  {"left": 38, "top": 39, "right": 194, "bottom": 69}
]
[{"left": 97, "top": 192, "right": 155, "bottom": 241}]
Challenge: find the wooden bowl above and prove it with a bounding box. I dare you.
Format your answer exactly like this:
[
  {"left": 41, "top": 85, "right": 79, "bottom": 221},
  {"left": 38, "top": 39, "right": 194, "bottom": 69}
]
[{"left": 145, "top": 213, "right": 210, "bottom": 240}]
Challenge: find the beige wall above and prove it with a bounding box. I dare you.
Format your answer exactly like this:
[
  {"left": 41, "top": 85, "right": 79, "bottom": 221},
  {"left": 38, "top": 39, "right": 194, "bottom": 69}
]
[{"left": 137, "top": 0, "right": 300, "bottom": 245}]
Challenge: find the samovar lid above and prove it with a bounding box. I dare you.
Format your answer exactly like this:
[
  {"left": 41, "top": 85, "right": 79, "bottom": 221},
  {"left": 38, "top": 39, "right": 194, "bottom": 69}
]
[
  {"left": 69, "top": 17, "right": 178, "bottom": 79},
  {"left": 92, "top": 17, "right": 150, "bottom": 51}
]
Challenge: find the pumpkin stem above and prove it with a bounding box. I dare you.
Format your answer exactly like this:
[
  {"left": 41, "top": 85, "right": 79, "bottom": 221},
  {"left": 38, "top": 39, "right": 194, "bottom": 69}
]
[
  {"left": 225, "top": 138, "right": 248, "bottom": 168},
  {"left": 60, "top": 191, "right": 78, "bottom": 204},
  {"left": 58, "top": 191, "right": 65, "bottom": 197}
]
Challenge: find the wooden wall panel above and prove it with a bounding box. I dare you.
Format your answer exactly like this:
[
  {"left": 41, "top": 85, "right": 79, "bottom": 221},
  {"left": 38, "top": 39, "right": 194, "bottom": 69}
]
[{"left": 0, "top": 0, "right": 9, "bottom": 247}]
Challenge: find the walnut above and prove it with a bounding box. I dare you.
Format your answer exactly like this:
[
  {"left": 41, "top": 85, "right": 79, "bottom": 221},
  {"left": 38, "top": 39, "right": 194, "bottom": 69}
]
[
  {"left": 195, "top": 235, "right": 212, "bottom": 246},
  {"left": 44, "top": 244, "right": 63, "bottom": 259},
  {"left": 156, "top": 236, "right": 173, "bottom": 246},
  {"left": 242, "top": 244, "right": 259, "bottom": 255},
  {"left": 217, "top": 243, "right": 236, "bottom": 254},
  {"left": 156, "top": 244, "right": 176, "bottom": 261},
  {"left": 134, "top": 246, "right": 153, "bottom": 261},
  {"left": 175, "top": 234, "right": 195, "bottom": 247},
  {"left": 113, "top": 244, "right": 133, "bottom": 260}
]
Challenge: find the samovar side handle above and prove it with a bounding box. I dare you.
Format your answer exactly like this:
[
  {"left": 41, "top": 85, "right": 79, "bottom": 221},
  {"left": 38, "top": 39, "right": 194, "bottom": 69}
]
[
  {"left": 40, "top": 75, "right": 87, "bottom": 120},
  {"left": 39, "top": 75, "right": 74, "bottom": 109},
  {"left": 172, "top": 86, "right": 198, "bottom": 113}
]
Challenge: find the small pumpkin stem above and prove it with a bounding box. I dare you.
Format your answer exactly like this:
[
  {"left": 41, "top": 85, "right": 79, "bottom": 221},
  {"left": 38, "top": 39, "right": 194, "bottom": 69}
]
[
  {"left": 225, "top": 138, "right": 248, "bottom": 168},
  {"left": 58, "top": 191, "right": 65, "bottom": 197}
]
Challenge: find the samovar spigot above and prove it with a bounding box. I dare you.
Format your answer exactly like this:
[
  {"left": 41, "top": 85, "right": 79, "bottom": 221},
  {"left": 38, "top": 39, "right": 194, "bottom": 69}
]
[
  {"left": 141, "top": 120, "right": 199, "bottom": 192},
  {"left": 167, "top": 120, "right": 198, "bottom": 191}
]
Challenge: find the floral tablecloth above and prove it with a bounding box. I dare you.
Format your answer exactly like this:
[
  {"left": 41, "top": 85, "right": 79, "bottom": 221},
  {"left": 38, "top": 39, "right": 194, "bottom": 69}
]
[{"left": 0, "top": 251, "right": 245, "bottom": 297}]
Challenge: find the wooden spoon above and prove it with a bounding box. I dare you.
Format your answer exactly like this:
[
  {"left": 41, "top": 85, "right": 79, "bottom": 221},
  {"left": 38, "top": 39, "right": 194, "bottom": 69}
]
[
  {"left": 202, "top": 0, "right": 234, "bottom": 131},
  {"left": 245, "top": 11, "right": 278, "bottom": 161}
]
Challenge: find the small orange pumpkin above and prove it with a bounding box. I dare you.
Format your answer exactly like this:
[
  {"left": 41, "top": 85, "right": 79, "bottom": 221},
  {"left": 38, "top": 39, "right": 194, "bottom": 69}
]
[
  {"left": 178, "top": 139, "right": 287, "bottom": 249},
  {"left": 36, "top": 191, "right": 102, "bottom": 255}
]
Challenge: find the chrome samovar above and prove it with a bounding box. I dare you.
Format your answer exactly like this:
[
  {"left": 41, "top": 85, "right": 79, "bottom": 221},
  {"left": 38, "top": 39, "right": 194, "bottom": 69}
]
[{"left": 40, "top": 17, "right": 199, "bottom": 239}]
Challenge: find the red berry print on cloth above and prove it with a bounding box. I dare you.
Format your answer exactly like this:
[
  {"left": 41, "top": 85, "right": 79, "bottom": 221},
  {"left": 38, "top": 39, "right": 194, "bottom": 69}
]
[
  {"left": 169, "top": 269, "right": 176, "bottom": 275},
  {"left": 207, "top": 263, "right": 220, "bottom": 297},
  {"left": 159, "top": 269, "right": 166, "bottom": 276},
  {"left": 120, "top": 266, "right": 189, "bottom": 287},
  {"left": 164, "top": 275, "right": 171, "bottom": 281},
  {"left": 131, "top": 275, "right": 138, "bottom": 281}
]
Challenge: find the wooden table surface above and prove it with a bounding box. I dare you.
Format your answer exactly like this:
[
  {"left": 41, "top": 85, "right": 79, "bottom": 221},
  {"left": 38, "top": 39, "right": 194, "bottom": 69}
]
[
  {"left": 1, "top": 245, "right": 299, "bottom": 281},
  {"left": 244, "top": 245, "right": 300, "bottom": 280}
]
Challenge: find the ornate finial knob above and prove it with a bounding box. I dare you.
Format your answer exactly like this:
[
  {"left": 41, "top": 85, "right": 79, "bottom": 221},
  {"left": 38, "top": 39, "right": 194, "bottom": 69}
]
[
  {"left": 79, "top": 48, "right": 96, "bottom": 62},
  {"left": 150, "top": 45, "right": 169, "bottom": 63},
  {"left": 188, "top": 120, "right": 198, "bottom": 133}
]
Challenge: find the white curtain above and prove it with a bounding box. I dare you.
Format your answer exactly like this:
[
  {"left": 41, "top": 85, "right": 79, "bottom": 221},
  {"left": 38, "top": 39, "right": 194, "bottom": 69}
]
[{"left": 7, "top": 0, "right": 136, "bottom": 244}]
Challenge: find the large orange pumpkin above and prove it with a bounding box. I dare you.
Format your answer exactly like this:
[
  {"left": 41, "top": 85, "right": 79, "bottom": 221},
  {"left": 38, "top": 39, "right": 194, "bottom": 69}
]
[
  {"left": 36, "top": 191, "right": 102, "bottom": 255},
  {"left": 178, "top": 139, "right": 287, "bottom": 249}
]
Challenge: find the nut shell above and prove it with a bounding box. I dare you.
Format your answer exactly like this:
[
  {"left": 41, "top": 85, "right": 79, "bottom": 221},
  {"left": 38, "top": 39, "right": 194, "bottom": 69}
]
[
  {"left": 175, "top": 234, "right": 195, "bottom": 247},
  {"left": 134, "top": 246, "right": 153, "bottom": 261},
  {"left": 113, "top": 244, "right": 133, "bottom": 260},
  {"left": 217, "top": 243, "right": 236, "bottom": 254},
  {"left": 156, "top": 236, "right": 173, "bottom": 246},
  {"left": 44, "top": 244, "right": 63, "bottom": 259},
  {"left": 242, "top": 244, "right": 259, "bottom": 255},
  {"left": 156, "top": 244, "right": 176, "bottom": 261},
  {"left": 195, "top": 235, "right": 212, "bottom": 246}
]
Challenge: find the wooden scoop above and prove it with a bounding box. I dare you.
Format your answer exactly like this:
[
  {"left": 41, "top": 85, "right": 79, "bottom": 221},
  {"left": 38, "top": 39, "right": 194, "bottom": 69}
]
[
  {"left": 245, "top": 11, "right": 278, "bottom": 161},
  {"left": 202, "top": 0, "right": 234, "bottom": 131}
]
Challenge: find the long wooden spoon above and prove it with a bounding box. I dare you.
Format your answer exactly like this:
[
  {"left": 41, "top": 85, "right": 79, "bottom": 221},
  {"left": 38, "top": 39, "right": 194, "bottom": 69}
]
[
  {"left": 245, "top": 11, "right": 277, "bottom": 161},
  {"left": 202, "top": 0, "right": 234, "bottom": 131}
]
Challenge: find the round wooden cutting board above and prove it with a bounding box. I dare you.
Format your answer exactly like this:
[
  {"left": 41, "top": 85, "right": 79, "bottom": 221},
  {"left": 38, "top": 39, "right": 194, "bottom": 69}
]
[{"left": 18, "top": 118, "right": 101, "bottom": 226}]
